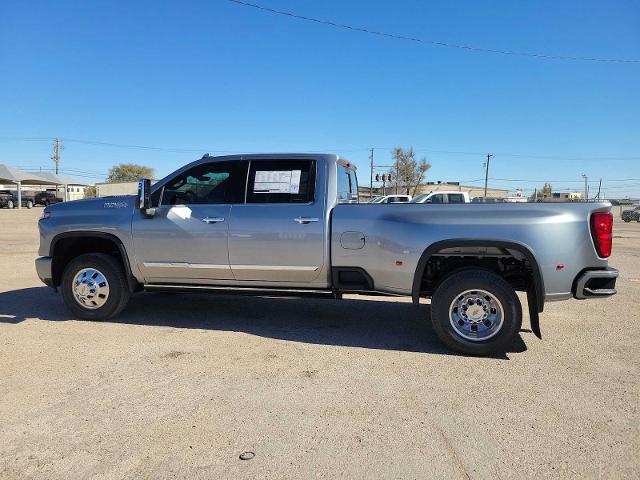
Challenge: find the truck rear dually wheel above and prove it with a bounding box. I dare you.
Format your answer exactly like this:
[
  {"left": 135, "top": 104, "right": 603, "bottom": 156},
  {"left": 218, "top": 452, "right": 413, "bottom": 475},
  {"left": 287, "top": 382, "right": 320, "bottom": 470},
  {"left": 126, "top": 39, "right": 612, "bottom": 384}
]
[
  {"left": 430, "top": 269, "right": 522, "bottom": 355},
  {"left": 61, "top": 253, "right": 131, "bottom": 320}
]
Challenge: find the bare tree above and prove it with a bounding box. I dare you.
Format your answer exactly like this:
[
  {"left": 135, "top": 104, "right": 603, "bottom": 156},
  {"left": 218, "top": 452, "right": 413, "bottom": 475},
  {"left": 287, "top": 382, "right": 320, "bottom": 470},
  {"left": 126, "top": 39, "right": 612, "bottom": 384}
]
[
  {"left": 530, "top": 182, "right": 552, "bottom": 201},
  {"left": 390, "top": 147, "right": 431, "bottom": 195}
]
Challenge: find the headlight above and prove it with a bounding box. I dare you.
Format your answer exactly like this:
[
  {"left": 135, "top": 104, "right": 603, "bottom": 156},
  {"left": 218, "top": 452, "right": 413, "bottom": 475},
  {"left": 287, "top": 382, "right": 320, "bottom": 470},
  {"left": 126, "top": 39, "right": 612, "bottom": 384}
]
[{"left": 40, "top": 211, "right": 51, "bottom": 220}]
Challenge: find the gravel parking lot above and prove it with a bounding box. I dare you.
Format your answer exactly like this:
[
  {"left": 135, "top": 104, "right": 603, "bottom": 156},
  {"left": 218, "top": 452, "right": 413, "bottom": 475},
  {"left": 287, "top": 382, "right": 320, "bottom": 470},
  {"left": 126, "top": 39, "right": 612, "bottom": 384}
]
[{"left": 1, "top": 207, "right": 638, "bottom": 479}]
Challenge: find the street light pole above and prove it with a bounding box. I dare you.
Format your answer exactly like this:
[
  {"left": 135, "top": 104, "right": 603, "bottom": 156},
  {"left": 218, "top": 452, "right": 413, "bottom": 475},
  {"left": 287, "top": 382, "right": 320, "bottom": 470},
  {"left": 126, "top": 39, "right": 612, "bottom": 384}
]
[
  {"left": 582, "top": 174, "right": 588, "bottom": 201},
  {"left": 369, "top": 148, "right": 374, "bottom": 201}
]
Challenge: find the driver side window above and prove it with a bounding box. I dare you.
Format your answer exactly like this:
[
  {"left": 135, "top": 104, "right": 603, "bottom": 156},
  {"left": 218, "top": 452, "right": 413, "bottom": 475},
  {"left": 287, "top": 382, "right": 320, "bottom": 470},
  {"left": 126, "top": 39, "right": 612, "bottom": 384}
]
[{"left": 159, "top": 161, "right": 246, "bottom": 206}]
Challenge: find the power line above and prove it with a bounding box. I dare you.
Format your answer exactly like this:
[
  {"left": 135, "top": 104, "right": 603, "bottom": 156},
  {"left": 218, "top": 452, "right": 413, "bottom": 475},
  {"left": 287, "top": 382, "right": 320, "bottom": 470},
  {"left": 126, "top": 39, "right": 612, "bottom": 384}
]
[
  {"left": 2, "top": 136, "right": 639, "bottom": 162},
  {"left": 59, "top": 137, "right": 370, "bottom": 154},
  {"left": 482, "top": 177, "right": 640, "bottom": 183},
  {"left": 0, "top": 136, "right": 370, "bottom": 154},
  {"left": 225, "top": 0, "right": 640, "bottom": 64},
  {"left": 370, "top": 146, "right": 640, "bottom": 161}
]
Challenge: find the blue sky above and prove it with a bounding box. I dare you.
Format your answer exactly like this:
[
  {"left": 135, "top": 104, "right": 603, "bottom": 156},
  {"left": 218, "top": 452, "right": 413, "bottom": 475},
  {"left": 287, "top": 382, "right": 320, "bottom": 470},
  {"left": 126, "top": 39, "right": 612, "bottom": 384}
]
[{"left": 1, "top": 0, "right": 639, "bottom": 197}]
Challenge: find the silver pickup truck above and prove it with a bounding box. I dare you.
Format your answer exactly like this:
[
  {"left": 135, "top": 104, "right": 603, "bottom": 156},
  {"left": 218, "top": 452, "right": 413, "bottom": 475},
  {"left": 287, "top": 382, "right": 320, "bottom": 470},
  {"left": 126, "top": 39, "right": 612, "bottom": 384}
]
[{"left": 36, "top": 154, "right": 618, "bottom": 355}]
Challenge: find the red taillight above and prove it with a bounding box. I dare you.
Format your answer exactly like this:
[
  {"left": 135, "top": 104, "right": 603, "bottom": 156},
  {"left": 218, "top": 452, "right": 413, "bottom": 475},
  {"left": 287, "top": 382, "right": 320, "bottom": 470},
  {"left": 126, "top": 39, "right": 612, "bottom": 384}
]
[{"left": 591, "top": 212, "right": 613, "bottom": 258}]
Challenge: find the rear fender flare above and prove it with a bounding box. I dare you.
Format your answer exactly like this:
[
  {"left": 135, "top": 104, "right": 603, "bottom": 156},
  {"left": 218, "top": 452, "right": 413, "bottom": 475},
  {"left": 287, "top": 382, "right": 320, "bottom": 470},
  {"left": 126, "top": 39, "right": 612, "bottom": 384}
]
[{"left": 411, "top": 239, "right": 545, "bottom": 315}]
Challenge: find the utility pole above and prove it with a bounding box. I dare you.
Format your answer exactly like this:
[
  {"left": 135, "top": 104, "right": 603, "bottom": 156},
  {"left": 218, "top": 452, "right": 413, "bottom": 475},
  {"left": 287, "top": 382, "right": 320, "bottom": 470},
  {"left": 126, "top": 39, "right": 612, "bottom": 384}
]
[
  {"left": 483, "top": 154, "right": 493, "bottom": 198},
  {"left": 394, "top": 154, "right": 399, "bottom": 195},
  {"left": 369, "top": 148, "right": 374, "bottom": 200},
  {"left": 596, "top": 178, "right": 602, "bottom": 201},
  {"left": 582, "top": 174, "right": 588, "bottom": 202},
  {"left": 51, "top": 138, "right": 63, "bottom": 174}
]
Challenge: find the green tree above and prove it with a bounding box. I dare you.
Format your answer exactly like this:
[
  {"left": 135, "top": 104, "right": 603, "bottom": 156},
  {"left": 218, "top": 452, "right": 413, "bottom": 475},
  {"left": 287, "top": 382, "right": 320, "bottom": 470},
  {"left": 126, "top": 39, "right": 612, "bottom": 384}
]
[
  {"left": 390, "top": 147, "right": 431, "bottom": 195},
  {"left": 106, "top": 163, "right": 154, "bottom": 183},
  {"left": 84, "top": 186, "right": 97, "bottom": 198}
]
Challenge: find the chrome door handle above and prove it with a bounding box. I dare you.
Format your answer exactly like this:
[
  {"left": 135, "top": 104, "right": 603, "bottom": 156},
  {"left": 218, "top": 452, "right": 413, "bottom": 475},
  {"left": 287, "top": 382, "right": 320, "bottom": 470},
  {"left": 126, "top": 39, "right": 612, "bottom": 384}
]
[
  {"left": 202, "top": 217, "right": 225, "bottom": 224},
  {"left": 294, "top": 217, "right": 319, "bottom": 224}
]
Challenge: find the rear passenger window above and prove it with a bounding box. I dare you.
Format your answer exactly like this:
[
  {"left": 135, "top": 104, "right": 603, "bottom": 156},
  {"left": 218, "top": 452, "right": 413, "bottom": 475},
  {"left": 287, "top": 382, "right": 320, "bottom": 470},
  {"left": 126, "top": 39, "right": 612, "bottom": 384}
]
[
  {"left": 246, "top": 160, "right": 316, "bottom": 204},
  {"left": 430, "top": 194, "right": 444, "bottom": 204},
  {"left": 448, "top": 194, "right": 465, "bottom": 204},
  {"left": 337, "top": 164, "right": 358, "bottom": 204}
]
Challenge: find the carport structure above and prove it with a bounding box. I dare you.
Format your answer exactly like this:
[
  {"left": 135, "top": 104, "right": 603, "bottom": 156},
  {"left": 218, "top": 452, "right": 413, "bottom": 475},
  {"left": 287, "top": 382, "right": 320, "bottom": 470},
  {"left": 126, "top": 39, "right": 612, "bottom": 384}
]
[
  {"left": 0, "top": 164, "right": 57, "bottom": 209},
  {"left": 28, "top": 171, "right": 89, "bottom": 202}
]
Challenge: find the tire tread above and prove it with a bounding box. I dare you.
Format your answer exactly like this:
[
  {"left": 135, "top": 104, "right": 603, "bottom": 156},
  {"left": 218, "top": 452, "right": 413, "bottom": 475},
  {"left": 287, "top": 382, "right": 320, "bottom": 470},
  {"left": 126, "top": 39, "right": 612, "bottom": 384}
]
[{"left": 430, "top": 269, "right": 522, "bottom": 355}]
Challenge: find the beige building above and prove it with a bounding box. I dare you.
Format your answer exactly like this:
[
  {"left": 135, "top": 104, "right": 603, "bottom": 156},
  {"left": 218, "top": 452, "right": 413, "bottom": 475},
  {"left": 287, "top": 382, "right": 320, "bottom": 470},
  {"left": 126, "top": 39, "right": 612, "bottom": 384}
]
[
  {"left": 538, "top": 191, "right": 583, "bottom": 202},
  {"left": 95, "top": 180, "right": 157, "bottom": 197},
  {"left": 53, "top": 185, "right": 87, "bottom": 201}
]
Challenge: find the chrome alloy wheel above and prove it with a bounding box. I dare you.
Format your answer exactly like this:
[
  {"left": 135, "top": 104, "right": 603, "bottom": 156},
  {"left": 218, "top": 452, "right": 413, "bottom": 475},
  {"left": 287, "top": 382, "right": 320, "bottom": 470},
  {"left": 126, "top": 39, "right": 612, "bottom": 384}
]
[
  {"left": 71, "top": 268, "right": 110, "bottom": 310},
  {"left": 449, "top": 289, "right": 504, "bottom": 341}
]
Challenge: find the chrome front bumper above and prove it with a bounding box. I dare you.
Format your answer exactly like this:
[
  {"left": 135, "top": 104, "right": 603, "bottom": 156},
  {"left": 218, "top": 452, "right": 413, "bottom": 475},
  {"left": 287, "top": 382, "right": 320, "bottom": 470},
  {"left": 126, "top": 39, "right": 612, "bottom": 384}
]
[
  {"left": 35, "top": 256, "right": 54, "bottom": 288},
  {"left": 573, "top": 267, "right": 618, "bottom": 299}
]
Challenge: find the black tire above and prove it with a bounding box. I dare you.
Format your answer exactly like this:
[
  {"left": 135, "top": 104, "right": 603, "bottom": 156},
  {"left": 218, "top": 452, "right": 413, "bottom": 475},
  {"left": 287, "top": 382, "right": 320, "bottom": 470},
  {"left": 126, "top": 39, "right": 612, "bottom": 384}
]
[
  {"left": 623, "top": 218, "right": 630, "bottom": 223},
  {"left": 61, "top": 253, "right": 131, "bottom": 320},
  {"left": 430, "top": 269, "right": 522, "bottom": 356},
  {"left": 7, "top": 200, "right": 14, "bottom": 209}
]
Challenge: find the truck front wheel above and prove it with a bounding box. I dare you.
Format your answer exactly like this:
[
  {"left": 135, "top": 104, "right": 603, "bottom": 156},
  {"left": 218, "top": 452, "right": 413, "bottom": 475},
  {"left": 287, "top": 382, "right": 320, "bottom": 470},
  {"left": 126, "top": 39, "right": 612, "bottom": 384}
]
[
  {"left": 61, "top": 253, "right": 131, "bottom": 321},
  {"left": 430, "top": 269, "right": 522, "bottom": 356}
]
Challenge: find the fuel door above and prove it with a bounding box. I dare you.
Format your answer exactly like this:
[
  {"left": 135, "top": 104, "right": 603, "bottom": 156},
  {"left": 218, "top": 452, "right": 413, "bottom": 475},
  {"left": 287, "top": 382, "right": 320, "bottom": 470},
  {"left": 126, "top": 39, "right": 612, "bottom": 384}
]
[{"left": 340, "top": 231, "right": 366, "bottom": 250}]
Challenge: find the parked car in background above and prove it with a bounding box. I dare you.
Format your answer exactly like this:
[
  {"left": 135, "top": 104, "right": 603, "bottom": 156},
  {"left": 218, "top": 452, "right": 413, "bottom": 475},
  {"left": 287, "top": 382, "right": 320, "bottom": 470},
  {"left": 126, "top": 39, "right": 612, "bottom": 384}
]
[
  {"left": 370, "top": 194, "right": 412, "bottom": 204},
  {"left": 411, "top": 191, "right": 470, "bottom": 204},
  {"left": 0, "top": 190, "right": 35, "bottom": 209},
  {"left": 472, "top": 197, "right": 506, "bottom": 203},
  {"left": 35, "top": 191, "right": 62, "bottom": 207},
  {"left": 621, "top": 206, "right": 640, "bottom": 222}
]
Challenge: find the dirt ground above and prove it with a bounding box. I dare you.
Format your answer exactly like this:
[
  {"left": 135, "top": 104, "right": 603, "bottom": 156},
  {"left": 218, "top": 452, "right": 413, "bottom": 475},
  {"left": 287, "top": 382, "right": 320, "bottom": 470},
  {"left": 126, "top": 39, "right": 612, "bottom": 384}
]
[{"left": 1, "top": 207, "right": 638, "bottom": 479}]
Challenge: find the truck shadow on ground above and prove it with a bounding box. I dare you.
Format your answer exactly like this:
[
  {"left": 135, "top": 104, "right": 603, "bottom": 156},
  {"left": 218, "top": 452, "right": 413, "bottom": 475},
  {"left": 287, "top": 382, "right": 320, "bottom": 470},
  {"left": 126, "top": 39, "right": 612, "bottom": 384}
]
[{"left": 0, "top": 287, "right": 528, "bottom": 358}]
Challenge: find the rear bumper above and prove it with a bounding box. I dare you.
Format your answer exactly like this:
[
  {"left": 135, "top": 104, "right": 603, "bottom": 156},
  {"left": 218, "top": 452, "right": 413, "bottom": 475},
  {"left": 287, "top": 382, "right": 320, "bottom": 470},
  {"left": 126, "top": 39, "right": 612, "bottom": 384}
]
[
  {"left": 573, "top": 267, "right": 618, "bottom": 299},
  {"left": 35, "top": 256, "right": 54, "bottom": 288}
]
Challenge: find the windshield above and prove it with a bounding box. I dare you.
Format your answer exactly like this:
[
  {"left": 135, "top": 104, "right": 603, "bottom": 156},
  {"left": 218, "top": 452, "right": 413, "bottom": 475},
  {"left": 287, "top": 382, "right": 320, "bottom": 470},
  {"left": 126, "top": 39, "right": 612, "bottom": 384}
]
[{"left": 411, "top": 193, "right": 429, "bottom": 203}]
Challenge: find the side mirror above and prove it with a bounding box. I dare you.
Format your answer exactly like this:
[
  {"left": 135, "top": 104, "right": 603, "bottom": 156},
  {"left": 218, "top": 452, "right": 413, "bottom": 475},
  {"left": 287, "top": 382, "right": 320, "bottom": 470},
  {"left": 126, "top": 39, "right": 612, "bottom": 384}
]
[
  {"left": 426, "top": 199, "right": 432, "bottom": 203},
  {"left": 137, "top": 179, "right": 151, "bottom": 210}
]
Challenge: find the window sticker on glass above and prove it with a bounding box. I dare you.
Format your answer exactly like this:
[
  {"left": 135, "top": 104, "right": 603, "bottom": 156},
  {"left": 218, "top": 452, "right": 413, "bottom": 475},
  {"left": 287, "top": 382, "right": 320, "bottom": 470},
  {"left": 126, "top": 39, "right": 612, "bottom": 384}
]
[{"left": 254, "top": 170, "right": 301, "bottom": 194}]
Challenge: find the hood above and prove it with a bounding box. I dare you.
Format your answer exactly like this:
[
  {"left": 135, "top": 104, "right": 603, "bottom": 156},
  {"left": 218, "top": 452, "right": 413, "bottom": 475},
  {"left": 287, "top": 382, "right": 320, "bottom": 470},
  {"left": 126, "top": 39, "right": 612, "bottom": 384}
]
[{"left": 45, "top": 195, "right": 137, "bottom": 215}]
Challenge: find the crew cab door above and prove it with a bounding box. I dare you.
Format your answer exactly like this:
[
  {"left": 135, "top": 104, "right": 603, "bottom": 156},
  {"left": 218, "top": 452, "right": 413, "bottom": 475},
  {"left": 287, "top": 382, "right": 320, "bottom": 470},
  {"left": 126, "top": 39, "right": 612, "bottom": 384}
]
[
  {"left": 228, "top": 159, "right": 326, "bottom": 283},
  {"left": 131, "top": 160, "right": 246, "bottom": 283}
]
